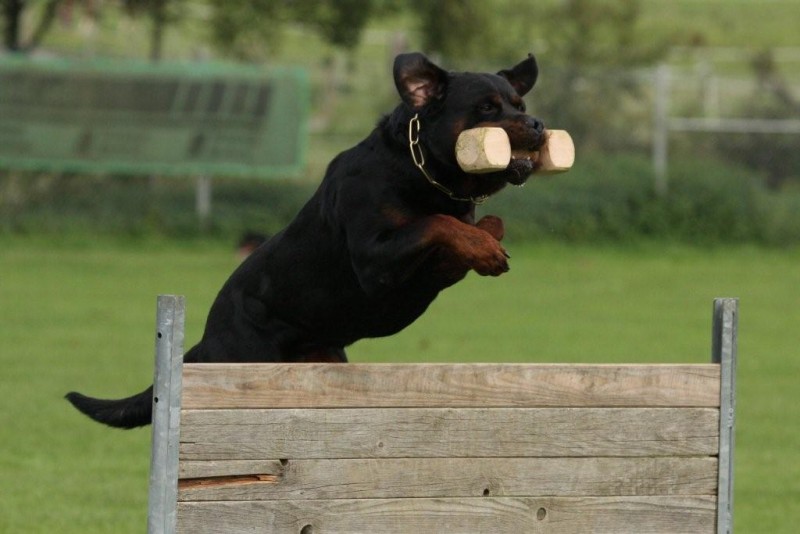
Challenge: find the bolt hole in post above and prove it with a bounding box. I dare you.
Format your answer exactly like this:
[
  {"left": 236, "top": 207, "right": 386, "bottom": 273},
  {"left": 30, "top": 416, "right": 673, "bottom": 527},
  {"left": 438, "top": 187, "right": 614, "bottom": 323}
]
[
  {"left": 536, "top": 507, "right": 547, "bottom": 521},
  {"left": 300, "top": 525, "right": 314, "bottom": 534},
  {"left": 153, "top": 334, "right": 163, "bottom": 402},
  {"left": 482, "top": 488, "right": 491, "bottom": 496}
]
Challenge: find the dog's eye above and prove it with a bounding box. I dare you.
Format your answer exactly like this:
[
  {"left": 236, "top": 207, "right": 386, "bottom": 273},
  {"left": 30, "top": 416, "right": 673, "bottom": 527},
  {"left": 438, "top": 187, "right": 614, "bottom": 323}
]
[{"left": 478, "top": 102, "right": 496, "bottom": 115}]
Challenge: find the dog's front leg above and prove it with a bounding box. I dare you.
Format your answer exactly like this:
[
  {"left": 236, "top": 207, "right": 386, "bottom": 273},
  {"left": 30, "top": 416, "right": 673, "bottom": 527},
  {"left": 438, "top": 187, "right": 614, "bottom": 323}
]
[
  {"left": 432, "top": 215, "right": 506, "bottom": 280},
  {"left": 474, "top": 215, "right": 505, "bottom": 241},
  {"left": 426, "top": 214, "right": 509, "bottom": 277},
  {"left": 348, "top": 213, "right": 509, "bottom": 295},
  {"left": 425, "top": 214, "right": 510, "bottom": 275}
]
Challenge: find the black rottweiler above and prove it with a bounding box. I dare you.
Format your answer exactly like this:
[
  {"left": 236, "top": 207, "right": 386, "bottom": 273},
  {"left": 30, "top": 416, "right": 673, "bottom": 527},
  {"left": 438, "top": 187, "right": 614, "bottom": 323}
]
[{"left": 66, "top": 52, "right": 545, "bottom": 428}]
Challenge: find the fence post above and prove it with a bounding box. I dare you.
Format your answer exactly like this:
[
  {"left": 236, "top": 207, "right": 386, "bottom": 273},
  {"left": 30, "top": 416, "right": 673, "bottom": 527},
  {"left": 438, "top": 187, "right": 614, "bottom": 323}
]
[
  {"left": 652, "top": 64, "right": 670, "bottom": 196},
  {"left": 712, "top": 298, "right": 738, "bottom": 534},
  {"left": 195, "top": 175, "right": 212, "bottom": 231},
  {"left": 147, "top": 295, "right": 186, "bottom": 534}
]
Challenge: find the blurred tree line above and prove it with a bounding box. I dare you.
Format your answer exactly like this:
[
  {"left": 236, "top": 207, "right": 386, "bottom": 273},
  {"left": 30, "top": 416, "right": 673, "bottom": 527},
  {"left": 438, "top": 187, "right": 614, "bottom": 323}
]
[
  {"left": 2, "top": 0, "right": 798, "bottom": 196},
  {"left": 3, "top": 1, "right": 660, "bottom": 64},
  {"left": 2, "top": 0, "right": 667, "bottom": 149}
]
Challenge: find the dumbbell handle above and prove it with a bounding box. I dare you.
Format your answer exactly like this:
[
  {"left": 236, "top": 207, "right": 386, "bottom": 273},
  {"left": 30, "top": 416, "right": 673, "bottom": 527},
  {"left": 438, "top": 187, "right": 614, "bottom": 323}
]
[{"left": 456, "top": 128, "right": 574, "bottom": 174}]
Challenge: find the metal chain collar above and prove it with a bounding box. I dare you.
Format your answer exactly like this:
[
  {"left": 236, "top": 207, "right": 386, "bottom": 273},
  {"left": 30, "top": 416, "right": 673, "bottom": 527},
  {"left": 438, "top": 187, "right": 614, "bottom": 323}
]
[{"left": 408, "top": 114, "right": 488, "bottom": 205}]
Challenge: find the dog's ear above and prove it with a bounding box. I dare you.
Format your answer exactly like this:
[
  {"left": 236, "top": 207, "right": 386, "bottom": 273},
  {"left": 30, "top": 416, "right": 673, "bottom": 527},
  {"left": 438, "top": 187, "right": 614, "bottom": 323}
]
[
  {"left": 498, "top": 53, "right": 538, "bottom": 97},
  {"left": 393, "top": 53, "right": 448, "bottom": 110}
]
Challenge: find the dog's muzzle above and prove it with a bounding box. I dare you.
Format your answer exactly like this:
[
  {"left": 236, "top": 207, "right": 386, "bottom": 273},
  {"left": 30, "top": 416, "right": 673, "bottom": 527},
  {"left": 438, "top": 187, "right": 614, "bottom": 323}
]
[{"left": 505, "top": 116, "right": 546, "bottom": 185}]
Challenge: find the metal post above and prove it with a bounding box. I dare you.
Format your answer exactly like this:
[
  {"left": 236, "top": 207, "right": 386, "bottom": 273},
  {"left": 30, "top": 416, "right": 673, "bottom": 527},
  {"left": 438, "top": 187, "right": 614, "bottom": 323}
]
[
  {"left": 712, "top": 298, "right": 738, "bottom": 534},
  {"left": 652, "top": 64, "right": 670, "bottom": 196},
  {"left": 196, "top": 175, "right": 212, "bottom": 231},
  {"left": 147, "top": 295, "right": 186, "bottom": 534}
]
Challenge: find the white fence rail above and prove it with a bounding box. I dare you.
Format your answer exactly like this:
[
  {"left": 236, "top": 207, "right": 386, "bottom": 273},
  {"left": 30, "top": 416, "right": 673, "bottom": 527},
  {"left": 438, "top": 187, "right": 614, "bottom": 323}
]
[{"left": 651, "top": 62, "right": 800, "bottom": 194}]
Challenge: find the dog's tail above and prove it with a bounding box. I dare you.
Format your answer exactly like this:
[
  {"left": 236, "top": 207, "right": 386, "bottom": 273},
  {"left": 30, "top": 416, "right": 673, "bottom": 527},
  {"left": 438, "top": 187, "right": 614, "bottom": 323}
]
[{"left": 65, "top": 386, "right": 153, "bottom": 429}]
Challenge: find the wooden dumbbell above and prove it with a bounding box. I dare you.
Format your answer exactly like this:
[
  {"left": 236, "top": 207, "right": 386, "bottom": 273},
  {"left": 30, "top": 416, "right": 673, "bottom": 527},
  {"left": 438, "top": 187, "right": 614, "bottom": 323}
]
[{"left": 455, "top": 127, "right": 575, "bottom": 174}]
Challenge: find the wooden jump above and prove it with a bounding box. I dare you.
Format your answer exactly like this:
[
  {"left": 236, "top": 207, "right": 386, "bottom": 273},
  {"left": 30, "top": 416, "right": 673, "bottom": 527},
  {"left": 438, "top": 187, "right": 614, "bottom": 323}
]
[{"left": 147, "top": 296, "right": 737, "bottom": 534}]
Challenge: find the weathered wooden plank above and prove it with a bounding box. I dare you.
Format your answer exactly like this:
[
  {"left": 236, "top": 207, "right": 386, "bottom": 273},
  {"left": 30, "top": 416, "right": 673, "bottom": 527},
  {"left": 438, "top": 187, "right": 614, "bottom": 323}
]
[
  {"left": 181, "top": 363, "right": 721, "bottom": 409},
  {"left": 176, "top": 496, "right": 717, "bottom": 533},
  {"left": 177, "top": 456, "right": 718, "bottom": 501},
  {"left": 179, "top": 407, "right": 719, "bottom": 460}
]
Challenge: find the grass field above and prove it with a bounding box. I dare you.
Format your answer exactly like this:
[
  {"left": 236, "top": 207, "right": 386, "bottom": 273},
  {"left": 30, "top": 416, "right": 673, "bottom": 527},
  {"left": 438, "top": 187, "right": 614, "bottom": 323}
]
[
  {"left": 1, "top": 237, "right": 798, "bottom": 532},
  {"left": 4, "top": 1, "right": 799, "bottom": 531}
]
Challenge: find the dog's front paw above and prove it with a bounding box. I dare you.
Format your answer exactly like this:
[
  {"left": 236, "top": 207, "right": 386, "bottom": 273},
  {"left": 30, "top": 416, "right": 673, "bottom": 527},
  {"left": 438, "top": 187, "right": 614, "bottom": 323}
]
[
  {"left": 429, "top": 214, "right": 509, "bottom": 277},
  {"left": 476, "top": 215, "right": 505, "bottom": 241},
  {"left": 470, "top": 234, "right": 510, "bottom": 276}
]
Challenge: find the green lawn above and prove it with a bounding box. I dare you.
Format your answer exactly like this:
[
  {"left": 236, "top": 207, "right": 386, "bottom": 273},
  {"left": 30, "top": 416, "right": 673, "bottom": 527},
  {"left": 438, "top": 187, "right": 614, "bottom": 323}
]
[{"left": 1, "top": 237, "right": 798, "bottom": 532}]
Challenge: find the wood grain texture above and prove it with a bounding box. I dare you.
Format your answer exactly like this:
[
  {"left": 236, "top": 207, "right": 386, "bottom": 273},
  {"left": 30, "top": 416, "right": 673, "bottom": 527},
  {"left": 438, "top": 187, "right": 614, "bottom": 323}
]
[
  {"left": 535, "top": 129, "right": 576, "bottom": 174},
  {"left": 456, "top": 127, "right": 512, "bottom": 173},
  {"left": 178, "top": 457, "right": 718, "bottom": 501},
  {"left": 179, "top": 407, "right": 719, "bottom": 460},
  {"left": 176, "top": 496, "right": 717, "bottom": 533},
  {"left": 181, "top": 363, "right": 721, "bottom": 409}
]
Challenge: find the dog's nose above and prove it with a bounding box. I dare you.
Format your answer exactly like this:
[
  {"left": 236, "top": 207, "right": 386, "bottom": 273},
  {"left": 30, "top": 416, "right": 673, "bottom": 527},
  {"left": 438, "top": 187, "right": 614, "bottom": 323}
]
[{"left": 527, "top": 116, "right": 545, "bottom": 134}]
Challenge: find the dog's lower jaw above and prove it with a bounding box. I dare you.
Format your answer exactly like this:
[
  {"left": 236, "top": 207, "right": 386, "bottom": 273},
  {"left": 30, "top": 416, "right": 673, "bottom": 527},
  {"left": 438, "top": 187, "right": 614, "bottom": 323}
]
[
  {"left": 461, "top": 173, "right": 510, "bottom": 200},
  {"left": 505, "top": 157, "right": 535, "bottom": 185}
]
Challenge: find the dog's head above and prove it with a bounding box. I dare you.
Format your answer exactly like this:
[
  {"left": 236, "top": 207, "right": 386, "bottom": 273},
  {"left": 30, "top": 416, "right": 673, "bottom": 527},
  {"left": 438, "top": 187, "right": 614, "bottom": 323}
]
[{"left": 394, "top": 53, "right": 545, "bottom": 197}]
